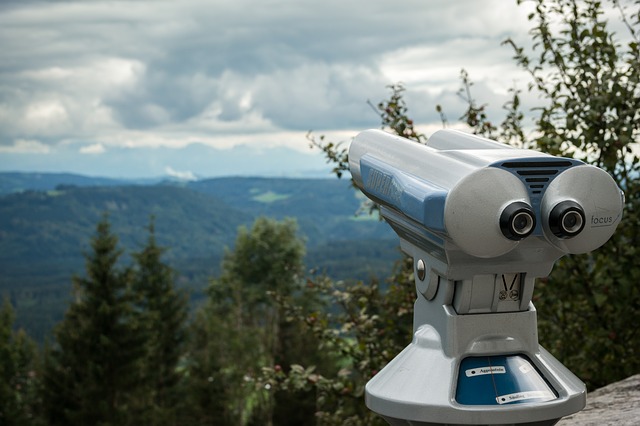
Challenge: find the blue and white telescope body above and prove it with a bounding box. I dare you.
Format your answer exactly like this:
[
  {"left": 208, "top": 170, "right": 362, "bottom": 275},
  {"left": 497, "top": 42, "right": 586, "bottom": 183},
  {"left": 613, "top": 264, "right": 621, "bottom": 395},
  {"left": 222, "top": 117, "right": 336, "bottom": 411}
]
[{"left": 349, "top": 129, "right": 624, "bottom": 426}]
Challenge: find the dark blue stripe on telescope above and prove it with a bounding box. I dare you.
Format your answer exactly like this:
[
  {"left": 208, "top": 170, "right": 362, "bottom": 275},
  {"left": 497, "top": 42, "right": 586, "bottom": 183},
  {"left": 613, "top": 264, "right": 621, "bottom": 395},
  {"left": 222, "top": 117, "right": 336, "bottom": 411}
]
[{"left": 360, "top": 154, "right": 447, "bottom": 233}]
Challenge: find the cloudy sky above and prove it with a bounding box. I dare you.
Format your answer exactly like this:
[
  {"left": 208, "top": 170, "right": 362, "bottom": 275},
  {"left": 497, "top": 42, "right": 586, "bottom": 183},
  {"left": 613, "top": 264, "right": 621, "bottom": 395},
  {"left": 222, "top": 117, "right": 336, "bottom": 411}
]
[{"left": 0, "top": 0, "right": 546, "bottom": 179}]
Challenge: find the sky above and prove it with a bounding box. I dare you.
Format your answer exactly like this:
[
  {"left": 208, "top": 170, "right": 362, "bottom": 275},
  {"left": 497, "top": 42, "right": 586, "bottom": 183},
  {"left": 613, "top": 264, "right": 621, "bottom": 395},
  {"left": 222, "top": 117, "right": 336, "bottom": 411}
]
[{"left": 0, "top": 0, "right": 555, "bottom": 179}]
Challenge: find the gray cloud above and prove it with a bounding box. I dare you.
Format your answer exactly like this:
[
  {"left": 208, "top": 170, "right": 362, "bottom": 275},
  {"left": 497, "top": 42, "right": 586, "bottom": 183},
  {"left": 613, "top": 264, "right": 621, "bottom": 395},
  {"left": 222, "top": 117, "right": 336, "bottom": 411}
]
[{"left": 0, "top": 0, "right": 554, "bottom": 176}]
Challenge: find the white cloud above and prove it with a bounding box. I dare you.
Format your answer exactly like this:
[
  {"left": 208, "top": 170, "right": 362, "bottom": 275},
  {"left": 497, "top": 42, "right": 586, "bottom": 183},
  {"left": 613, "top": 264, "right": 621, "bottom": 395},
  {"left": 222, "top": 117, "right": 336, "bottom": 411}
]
[
  {"left": 164, "top": 166, "right": 197, "bottom": 181},
  {"left": 0, "top": 139, "right": 51, "bottom": 154},
  {"left": 20, "top": 58, "right": 145, "bottom": 90},
  {"left": 0, "top": 57, "right": 143, "bottom": 142},
  {"left": 23, "top": 100, "right": 71, "bottom": 135},
  {"left": 79, "top": 143, "right": 106, "bottom": 154}
]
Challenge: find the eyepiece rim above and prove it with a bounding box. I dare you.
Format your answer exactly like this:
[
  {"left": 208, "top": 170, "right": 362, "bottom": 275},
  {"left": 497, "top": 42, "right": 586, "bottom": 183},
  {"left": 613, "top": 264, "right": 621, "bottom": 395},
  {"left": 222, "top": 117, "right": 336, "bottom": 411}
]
[
  {"left": 500, "top": 202, "right": 536, "bottom": 241},
  {"left": 549, "top": 201, "right": 586, "bottom": 238}
]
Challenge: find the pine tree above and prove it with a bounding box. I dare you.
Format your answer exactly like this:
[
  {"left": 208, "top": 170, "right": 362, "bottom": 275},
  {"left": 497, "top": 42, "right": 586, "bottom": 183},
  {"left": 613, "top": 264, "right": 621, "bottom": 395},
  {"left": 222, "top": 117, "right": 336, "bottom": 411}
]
[
  {"left": 41, "top": 215, "right": 146, "bottom": 426},
  {"left": 0, "top": 299, "right": 40, "bottom": 426},
  {"left": 131, "top": 218, "right": 189, "bottom": 425}
]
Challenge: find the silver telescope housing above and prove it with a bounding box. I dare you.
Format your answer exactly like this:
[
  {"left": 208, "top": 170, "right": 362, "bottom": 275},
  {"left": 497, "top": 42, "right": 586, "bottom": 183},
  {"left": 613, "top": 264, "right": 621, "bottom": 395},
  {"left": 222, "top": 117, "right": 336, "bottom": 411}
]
[
  {"left": 349, "top": 129, "right": 623, "bottom": 274},
  {"left": 349, "top": 129, "right": 624, "bottom": 426}
]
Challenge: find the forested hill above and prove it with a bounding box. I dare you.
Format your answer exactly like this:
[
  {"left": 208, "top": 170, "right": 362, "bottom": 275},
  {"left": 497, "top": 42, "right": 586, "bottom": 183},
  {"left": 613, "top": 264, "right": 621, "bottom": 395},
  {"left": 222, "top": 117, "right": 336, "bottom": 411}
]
[
  {"left": 0, "top": 171, "right": 158, "bottom": 194},
  {"left": 0, "top": 172, "right": 398, "bottom": 340}
]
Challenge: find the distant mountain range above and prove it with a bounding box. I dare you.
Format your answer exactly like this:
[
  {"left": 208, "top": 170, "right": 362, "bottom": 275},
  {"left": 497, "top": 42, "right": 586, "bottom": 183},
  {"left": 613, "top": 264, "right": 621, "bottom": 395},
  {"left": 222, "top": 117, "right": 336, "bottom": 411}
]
[
  {"left": 0, "top": 172, "right": 162, "bottom": 194},
  {"left": 0, "top": 143, "right": 331, "bottom": 179},
  {"left": 0, "top": 172, "right": 399, "bottom": 340}
]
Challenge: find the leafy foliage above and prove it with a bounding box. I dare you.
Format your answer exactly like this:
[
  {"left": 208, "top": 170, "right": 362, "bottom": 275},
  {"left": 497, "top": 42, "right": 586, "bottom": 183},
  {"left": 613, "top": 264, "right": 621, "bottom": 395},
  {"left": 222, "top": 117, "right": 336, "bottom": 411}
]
[
  {"left": 453, "top": 68, "right": 532, "bottom": 148},
  {"left": 294, "top": 0, "right": 640, "bottom": 417},
  {"left": 367, "top": 83, "right": 426, "bottom": 142},
  {"left": 262, "top": 82, "right": 428, "bottom": 423},
  {"left": 454, "top": 0, "right": 640, "bottom": 391},
  {"left": 187, "top": 217, "right": 321, "bottom": 425},
  {"left": 308, "top": 83, "right": 425, "bottom": 184},
  {"left": 261, "top": 258, "right": 415, "bottom": 425},
  {"left": 451, "top": 0, "right": 640, "bottom": 390},
  {"left": 500, "top": 0, "right": 640, "bottom": 389}
]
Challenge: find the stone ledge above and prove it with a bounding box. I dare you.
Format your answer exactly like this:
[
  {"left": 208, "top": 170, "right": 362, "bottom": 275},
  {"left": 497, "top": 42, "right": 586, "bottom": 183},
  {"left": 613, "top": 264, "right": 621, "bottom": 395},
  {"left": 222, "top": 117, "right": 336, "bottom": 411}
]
[{"left": 558, "top": 374, "right": 640, "bottom": 425}]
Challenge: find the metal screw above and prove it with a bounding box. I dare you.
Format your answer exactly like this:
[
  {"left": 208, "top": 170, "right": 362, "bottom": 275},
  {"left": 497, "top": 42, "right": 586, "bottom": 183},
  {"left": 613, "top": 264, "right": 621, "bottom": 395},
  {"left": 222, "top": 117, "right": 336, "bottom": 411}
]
[{"left": 416, "top": 259, "right": 426, "bottom": 281}]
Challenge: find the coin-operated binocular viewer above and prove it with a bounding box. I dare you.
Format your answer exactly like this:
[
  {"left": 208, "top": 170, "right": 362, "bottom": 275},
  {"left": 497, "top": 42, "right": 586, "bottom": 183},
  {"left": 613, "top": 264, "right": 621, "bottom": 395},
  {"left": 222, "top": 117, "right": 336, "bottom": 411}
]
[{"left": 349, "top": 129, "right": 624, "bottom": 426}]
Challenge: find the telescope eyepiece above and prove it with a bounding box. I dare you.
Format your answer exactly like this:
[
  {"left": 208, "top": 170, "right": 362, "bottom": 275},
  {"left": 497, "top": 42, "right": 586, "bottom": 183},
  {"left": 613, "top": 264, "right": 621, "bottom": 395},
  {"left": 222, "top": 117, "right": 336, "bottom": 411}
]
[
  {"left": 549, "top": 201, "right": 585, "bottom": 238},
  {"left": 500, "top": 202, "right": 536, "bottom": 241}
]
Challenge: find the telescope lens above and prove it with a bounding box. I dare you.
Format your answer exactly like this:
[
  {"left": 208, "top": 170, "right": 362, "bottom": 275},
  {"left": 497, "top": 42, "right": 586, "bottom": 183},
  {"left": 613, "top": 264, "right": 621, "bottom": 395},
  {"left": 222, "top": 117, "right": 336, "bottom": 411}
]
[
  {"left": 513, "top": 212, "right": 534, "bottom": 234},
  {"left": 549, "top": 201, "right": 585, "bottom": 238},
  {"left": 500, "top": 202, "right": 536, "bottom": 241},
  {"left": 563, "top": 212, "right": 581, "bottom": 232}
]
